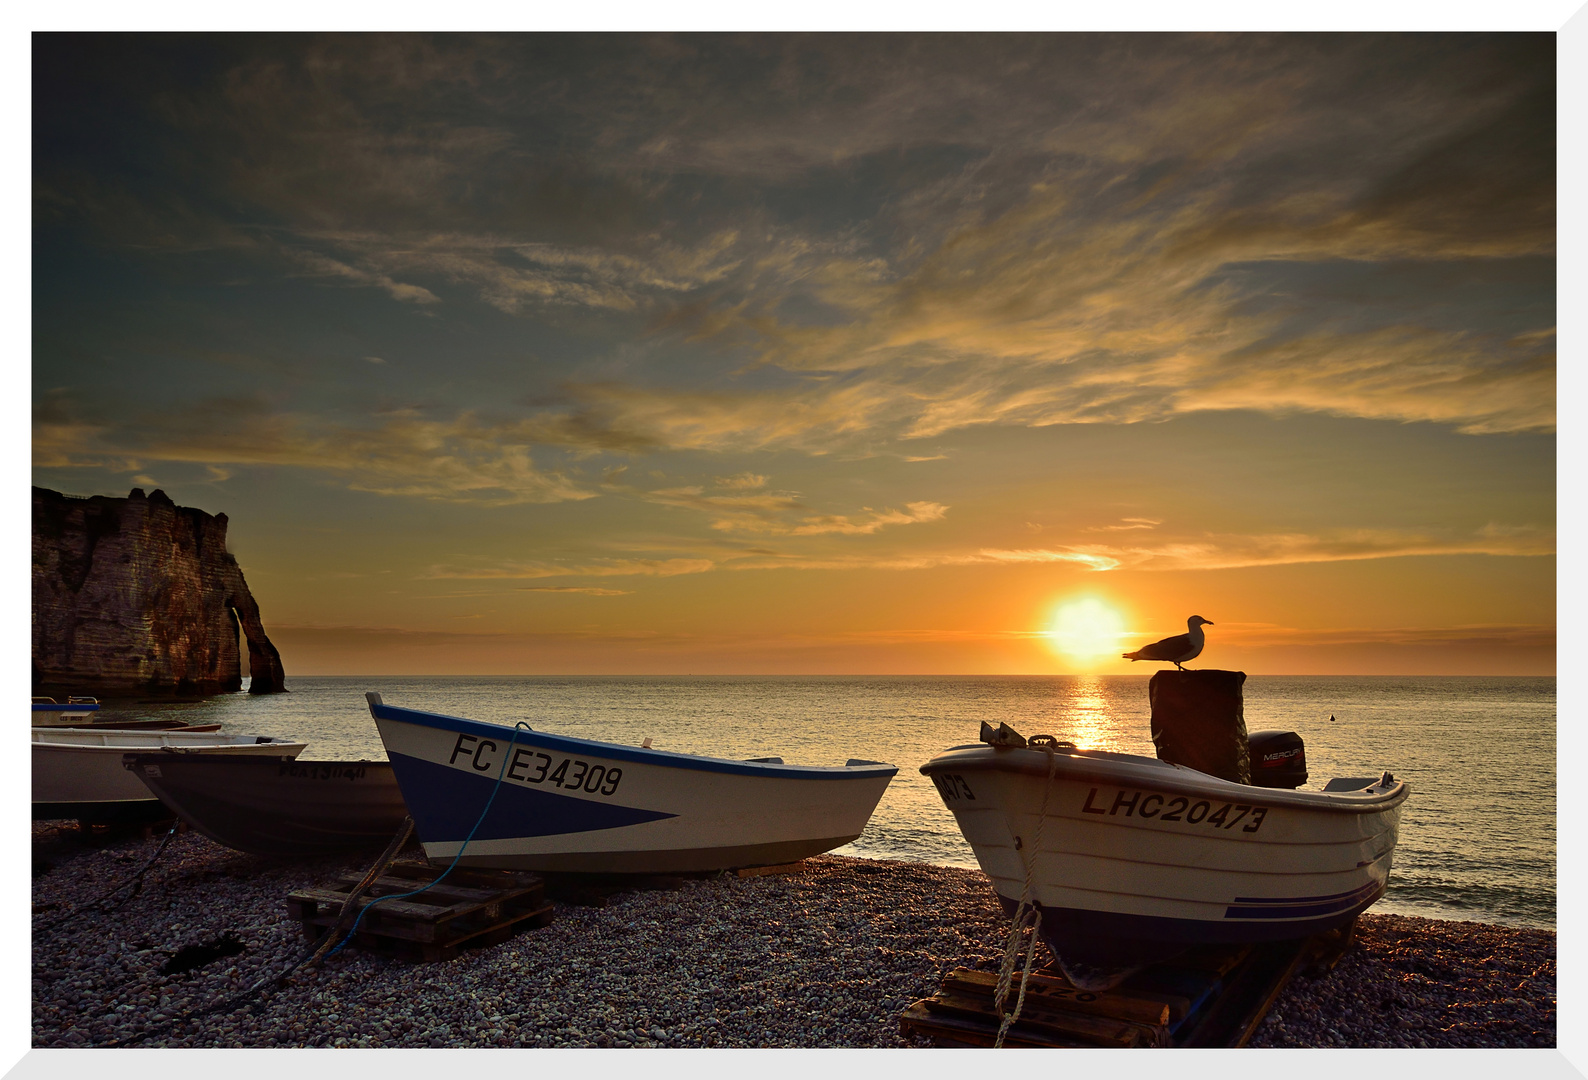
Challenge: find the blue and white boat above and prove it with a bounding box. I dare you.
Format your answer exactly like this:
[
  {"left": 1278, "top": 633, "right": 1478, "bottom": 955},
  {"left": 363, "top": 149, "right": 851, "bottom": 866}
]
[
  {"left": 366, "top": 693, "right": 898, "bottom": 874},
  {"left": 921, "top": 727, "right": 1408, "bottom": 984},
  {"left": 32, "top": 696, "right": 101, "bottom": 725}
]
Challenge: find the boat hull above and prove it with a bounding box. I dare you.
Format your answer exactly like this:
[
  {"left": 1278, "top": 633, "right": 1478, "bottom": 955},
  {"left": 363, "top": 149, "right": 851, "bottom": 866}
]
[
  {"left": 32, "top": 730, "right": 307, "bottom": 820},
  {"left": 369, "top": 697, "right": 897, "bottom": 874},
  {"left": 921, "top": 744, "right": 1408, "bottom": 970},
  {"left": 122, "top": 756, "right": 410, "bottom": 856}
]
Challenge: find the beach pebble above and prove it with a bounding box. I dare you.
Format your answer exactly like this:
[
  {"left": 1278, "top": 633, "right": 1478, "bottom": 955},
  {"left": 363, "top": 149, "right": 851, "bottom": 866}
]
[{"left": 30, "top": 821, "right": 1554, "bottom": 1048}]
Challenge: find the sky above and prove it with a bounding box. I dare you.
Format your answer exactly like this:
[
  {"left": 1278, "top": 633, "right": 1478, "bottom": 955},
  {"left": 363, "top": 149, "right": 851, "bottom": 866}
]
[{"left": 30, "top": 32, "right": 1557, "bottom": 676}]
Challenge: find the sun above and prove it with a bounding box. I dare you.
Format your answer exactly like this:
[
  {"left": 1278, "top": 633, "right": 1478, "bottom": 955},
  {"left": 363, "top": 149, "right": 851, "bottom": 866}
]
[{"left": 1046, "top": 598, "right": 1127, "bottom": 664}]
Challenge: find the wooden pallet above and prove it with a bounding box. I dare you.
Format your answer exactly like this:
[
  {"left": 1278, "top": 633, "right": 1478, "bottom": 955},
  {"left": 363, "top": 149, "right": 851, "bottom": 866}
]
[
  {"left": 901, "top": 935, "right": 1314, "bottom": 1048},
  {"left": 734, "top": 860, "right": 807, "bottom": 878},
  {"left": 284, "top": 862, "right": 553, "bottom": 962}
]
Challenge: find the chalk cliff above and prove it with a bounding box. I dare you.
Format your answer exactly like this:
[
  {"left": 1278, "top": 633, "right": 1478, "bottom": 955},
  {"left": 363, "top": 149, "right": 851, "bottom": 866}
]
[{"left": 32, "top": 486, "right": 287, "bottom": 696}]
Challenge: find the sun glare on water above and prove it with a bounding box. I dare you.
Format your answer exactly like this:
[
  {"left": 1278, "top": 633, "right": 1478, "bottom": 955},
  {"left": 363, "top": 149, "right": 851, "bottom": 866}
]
[{"left": 1047, "top": 598, "right": 1127, "bottom": 666}]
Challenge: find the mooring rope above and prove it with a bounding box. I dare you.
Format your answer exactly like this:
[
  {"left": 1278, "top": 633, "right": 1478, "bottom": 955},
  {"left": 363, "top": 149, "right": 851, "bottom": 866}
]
[
  {"left": 325, "top": 721, "right": 531, "bottom": 957},
  {"left": 34, "top": 819, "right": 182, "bottom": 935},
  {"left": 96, "top": 721, "right": 535, "bottom": 1047},
  {"left": 993, "top": 738, "right": 1062, "bottom": 1048},
  {"left": 100, "top": 813, "right": 418, "bottom": 1048}
]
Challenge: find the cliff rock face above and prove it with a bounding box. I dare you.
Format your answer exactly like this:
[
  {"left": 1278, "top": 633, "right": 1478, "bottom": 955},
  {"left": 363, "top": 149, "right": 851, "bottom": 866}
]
[{"left": 32, "top": 487, "right": 287, "bottom": 696}]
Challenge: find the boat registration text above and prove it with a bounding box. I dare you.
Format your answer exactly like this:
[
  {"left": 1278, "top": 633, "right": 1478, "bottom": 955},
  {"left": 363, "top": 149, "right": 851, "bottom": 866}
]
[
  {"left": 932, "top": 773, "right": 1270, "bottom": 833},
  {"left": 1080, "top": 786, "right": 1269, "bottom": 832},
  {"left": 447, "top": 733, "right": 624, "bottom": 796}
]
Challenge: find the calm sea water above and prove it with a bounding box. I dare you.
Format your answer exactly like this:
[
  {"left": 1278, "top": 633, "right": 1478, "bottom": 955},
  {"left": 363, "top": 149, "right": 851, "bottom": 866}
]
[{"left": 99, "top": 675, "right": 1556, "bottom": 931}]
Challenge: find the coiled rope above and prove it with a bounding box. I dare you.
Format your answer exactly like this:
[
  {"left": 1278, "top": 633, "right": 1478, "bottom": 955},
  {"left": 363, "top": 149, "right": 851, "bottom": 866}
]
[{"left": 992, "top": 738, "right": 1063, "bottom": 1048}]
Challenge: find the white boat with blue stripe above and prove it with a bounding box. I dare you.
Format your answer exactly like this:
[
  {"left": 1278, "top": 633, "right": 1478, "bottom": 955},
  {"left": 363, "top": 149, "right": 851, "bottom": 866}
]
[
  {"left": 366, "top": 693, "right": 898, "bottom": 874},
  {"left": 921, "top": 726, "right": 1409, "bottom": 977}
]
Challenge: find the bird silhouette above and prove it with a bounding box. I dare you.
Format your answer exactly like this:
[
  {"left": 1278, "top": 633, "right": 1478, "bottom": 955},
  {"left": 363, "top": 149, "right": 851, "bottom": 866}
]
[{"left": 1122, "top": 616, "right": 1212, "bottom": 670}]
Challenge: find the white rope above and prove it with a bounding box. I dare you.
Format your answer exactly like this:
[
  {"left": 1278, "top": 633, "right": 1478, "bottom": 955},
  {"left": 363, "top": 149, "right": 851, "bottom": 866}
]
[{"left": 993, "top": 740, "right": 1061, "bottom": 1048}]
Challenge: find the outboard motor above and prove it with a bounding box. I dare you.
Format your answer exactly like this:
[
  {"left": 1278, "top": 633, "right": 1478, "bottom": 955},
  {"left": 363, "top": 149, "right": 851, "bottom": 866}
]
[{"left": 1247, "top": 729, "right": 1307, "bottom": 788}]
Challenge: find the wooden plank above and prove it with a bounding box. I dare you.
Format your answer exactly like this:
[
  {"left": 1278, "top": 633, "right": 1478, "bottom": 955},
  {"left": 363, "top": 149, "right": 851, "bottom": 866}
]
[
  {"left": 734, "top": 861, "right": 807, "bottom": 878},
  {"left": 346, "top": 902, "right": 554, "bottom": 963},
  {"left": 285, "top": 889, "right": 463, "bottom": 941},
  {"left": 942, "top": 968, "right": 1172, "bottom": 1027},
  {"left": 899, "top": 1001, "right": 1095, "bottom": 1049},
  {"left": 336, "top": 876, "right": 546, "bottom": 908},
  {"left": 923, "top": 991, "right": 1152, "bottom": 1048},
  {"left": 1174, "top": 937, "right": 1308, "bottom": 1048},
  {"left": 333, "top": 873, "right": 526, "bottom": 905}
]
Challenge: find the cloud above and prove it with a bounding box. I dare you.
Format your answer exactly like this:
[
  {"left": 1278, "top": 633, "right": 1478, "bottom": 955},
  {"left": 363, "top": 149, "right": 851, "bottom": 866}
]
[
  {"left": 36, "top": 33, "right": 1555, "bottom": 465},
  {"left": 713, "top": 472, "right": 767, "bottom": 490},
  {"left": 1090, "top": 518, "right": 1162, "bottom": 532},
  {"left": 640, "top": 484, "right": 948, "bottom": 536},
  {"left": 1057, "top": 525, "right": 1556, "bottom": 572},
  {"left": 1210, "top": 622, "right": 1554, "bottom": 648},
  {"left": 425, "top": 557, "right": 714, "bottom": 580},
  {"left": 285, "top": 248, "right": 440, "bottom": 305},
  {"left": 35, "top": 395, "right": 596, "bottom": 507},
  {"left": 514, "top": 586, "right": 633, "bottom": 595}
]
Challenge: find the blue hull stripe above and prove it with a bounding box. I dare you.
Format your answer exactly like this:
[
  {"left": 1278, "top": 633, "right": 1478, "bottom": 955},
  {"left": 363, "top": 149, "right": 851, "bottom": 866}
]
[
  {"left": 387, "top": 751, "right": 677, "bottom": 844},
  {"left": 1224, "top": 881, "right": 1383, "bottom": 920}
]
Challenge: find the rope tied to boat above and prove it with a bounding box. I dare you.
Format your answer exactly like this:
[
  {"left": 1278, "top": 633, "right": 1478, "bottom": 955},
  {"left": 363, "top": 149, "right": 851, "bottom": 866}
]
[
  {"left": 34, "top": 819, "right": 182, "bottom": 935},
  {"left": 993, "top": 736, "right": 1062, "bottom": 1048},
  {"left": 326, "top": 720, "right": 532, "bottom": 958},
  {"left": 101, "top": 718, "right": 538, "bottom": 1047}
]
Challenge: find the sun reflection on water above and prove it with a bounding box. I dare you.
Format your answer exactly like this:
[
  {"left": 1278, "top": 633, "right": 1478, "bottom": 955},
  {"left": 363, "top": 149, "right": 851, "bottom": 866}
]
[{"left": 1055, "top": 674, "right": 1123, "bottom": 751}]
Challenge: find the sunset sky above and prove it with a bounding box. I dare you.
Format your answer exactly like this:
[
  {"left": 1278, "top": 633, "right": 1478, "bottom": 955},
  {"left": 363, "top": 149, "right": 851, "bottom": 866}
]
[{"left": 31, "top": 33, "right": 1556, "bottom": 676}]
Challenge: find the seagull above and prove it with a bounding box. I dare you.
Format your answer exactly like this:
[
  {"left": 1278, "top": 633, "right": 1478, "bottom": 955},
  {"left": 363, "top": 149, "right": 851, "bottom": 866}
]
[{"left": 1122, "top": 616, "right": 1213, "bottom": 670}]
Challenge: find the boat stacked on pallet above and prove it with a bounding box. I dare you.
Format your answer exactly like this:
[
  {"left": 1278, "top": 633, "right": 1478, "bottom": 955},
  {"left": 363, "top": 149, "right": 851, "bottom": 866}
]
[
  {"left": 365, "top": 692, "right": 898, "bottom": 874},
  {"left": 921, "top": 669, "right": 1409, "bottom": 991},
  {"left": 32, "top": 727, "right": 307, "bottom": 823}
]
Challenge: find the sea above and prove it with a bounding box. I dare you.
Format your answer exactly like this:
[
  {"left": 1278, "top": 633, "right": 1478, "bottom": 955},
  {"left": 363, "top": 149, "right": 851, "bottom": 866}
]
[{"left": 98, "top": 674, "right": 1556, "bottom": 931}]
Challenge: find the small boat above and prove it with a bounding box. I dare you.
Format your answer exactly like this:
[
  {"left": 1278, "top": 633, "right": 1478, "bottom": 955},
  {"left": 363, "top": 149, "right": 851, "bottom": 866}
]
[
  {"left": 921, "top": 724, "right": 1408, "bottom": 986},
  {"left": 366, "top": 692, "right": 898, "bottom": 874},
  {"left": 122, "top": 755, "right": 408, "bottom": 856},
  {"left": 32, "top": 728, "right": 308, "bottom": 823},
  {"left": 32, "top": 696, "right": 101, "bottom": 723},
  {"left": 31, "top": 695, "right": 220, "bottom": 731}
]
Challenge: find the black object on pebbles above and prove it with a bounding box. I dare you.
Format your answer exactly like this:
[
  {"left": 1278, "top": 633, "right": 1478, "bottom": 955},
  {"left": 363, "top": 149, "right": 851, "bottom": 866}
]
[{"left": 31, "top": 822, "right": 1554, "bottom": 1048}]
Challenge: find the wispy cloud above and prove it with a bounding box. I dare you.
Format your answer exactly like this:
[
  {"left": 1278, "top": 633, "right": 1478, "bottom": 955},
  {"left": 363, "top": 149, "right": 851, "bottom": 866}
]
[
  {"left": 425, "top": 557, "right": 714, "bottom": 580},
  {"left": 640, "top": 483, "right": 948, "bottom": 536},
  {"left": 34, "top": 395, "right": 595, "bottom": 507},
  {"left": 514, "top": 586, "right": 633, "bottom": 595},
  {"left": 39, "top": 34, "right": 1553, "bottom": 457}
]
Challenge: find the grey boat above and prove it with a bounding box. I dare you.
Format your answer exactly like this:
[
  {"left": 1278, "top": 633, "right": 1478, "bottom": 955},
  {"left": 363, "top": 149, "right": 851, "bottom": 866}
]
[{"left": 123, "top": 754, "right": 409, "bottom": 855}]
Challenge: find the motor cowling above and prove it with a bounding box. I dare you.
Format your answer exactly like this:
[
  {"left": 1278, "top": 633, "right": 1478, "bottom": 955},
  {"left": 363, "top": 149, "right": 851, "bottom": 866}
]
[{"left": 1247, "top": 729, "right": 1307, "bottom": 788}]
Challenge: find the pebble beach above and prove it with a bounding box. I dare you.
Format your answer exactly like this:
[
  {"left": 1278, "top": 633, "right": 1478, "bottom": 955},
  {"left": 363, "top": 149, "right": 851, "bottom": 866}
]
[{"left": 31, "top": 822, "right": 1555, "bottom": 1050}]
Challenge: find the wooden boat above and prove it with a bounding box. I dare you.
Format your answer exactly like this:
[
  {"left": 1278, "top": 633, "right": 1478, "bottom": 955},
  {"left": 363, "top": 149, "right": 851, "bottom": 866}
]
[
  {"left": 366, "top": 692, "right": 898, "bottom": 874},
  {"left": 32, "top": 728, "right": 307, "bottom": 822},
  {"left": 122, "top": 755, "right": 408, "bottom": 855},
  {"left": 921, "top": 725, "right": 1408, "bottom": 986},
  {"left": 31, "top": 695, "right": 220, "bottom": 731}
]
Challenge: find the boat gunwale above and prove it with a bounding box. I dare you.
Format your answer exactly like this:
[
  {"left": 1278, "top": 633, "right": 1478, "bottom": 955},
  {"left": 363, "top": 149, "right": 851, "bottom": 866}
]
[
  {"left": 32, "top": 731, "right": 306, "bottom": 751},
  {"left": 371, "top": 701, "right": 900, "bottom": 781},
  {"left": 920, "top": 744, "right": 1409, "bottom": 813}
]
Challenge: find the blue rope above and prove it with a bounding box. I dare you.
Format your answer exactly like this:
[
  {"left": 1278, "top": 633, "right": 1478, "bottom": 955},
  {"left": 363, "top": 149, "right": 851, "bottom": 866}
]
[{"left": 328, "top": 720, "right": 532, "bottom": 957}]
